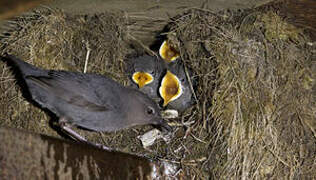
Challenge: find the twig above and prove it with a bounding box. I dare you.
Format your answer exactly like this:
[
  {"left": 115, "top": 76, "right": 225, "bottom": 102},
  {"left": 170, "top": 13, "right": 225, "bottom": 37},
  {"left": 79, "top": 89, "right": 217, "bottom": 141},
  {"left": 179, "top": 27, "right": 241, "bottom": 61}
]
[
  {"left": 190, "top": 133, "right": 207, "bottom": 144},
  {"left": 127, "top": 34, "right": 157, "bottom": 57},
  {"left": 84, "top": 41, "right": 91, "bottom": 73},
  {"left": 183, "top": 60, "right": 199, "bottom": 106}
]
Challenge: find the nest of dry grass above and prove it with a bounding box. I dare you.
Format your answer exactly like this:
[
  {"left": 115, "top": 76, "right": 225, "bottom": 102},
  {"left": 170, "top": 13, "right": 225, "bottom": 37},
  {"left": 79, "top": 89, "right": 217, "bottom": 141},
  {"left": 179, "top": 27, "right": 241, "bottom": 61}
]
[
  {"left": 164, "top": 8, "right": 316, "bottom": 178},
  {"left": 0, "top": 5, "right": 315, "bottom": 179}
]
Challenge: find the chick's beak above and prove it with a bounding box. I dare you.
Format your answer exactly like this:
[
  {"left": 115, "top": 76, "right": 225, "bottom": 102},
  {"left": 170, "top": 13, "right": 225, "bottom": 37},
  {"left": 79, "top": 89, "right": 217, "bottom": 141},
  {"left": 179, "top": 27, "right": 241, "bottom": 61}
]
[
  {"left": 132, "top": 72, "right": 153, "bottom": 88},
  {"left": 159, "top": 71, "right": 182, "bottom": 106},
  {"left": 159, "top": 40, "right": 180, "bottom": 63}
]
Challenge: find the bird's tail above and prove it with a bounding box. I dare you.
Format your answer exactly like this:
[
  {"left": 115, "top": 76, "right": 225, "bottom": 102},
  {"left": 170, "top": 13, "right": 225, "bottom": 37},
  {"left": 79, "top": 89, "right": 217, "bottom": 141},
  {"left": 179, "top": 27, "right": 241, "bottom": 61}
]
[{"left": 1, "top": 53, "right": 41, "bottom": 76}]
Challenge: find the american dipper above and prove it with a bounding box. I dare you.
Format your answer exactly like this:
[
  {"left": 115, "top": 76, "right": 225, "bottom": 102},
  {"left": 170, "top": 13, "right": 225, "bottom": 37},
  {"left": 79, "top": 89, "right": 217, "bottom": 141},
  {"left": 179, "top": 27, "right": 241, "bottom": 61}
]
[
  {"left": 159, "top": 40, "right": 180, "bottom": 63},
  {"left": 158, "top": 40, "right": 194, "bottom": 111},
  {"left": 1, "top": 54, "right": 172, "bottom": 147},
  {"left": 126, "top": 55, "right": 165, "bottom": 100},
  {"left": 162, "top": 60, "right": 194, "bottom": 111},
  {"left": 159, "top": 70, "right": 182, "bottom": 107}
]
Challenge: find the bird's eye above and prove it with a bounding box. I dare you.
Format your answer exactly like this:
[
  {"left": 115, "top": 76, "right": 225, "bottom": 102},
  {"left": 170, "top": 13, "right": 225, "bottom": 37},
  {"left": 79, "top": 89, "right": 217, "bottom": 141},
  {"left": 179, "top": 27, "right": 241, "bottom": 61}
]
[{"left": 146, "top": 106, "right": 155, "bottom": 115}]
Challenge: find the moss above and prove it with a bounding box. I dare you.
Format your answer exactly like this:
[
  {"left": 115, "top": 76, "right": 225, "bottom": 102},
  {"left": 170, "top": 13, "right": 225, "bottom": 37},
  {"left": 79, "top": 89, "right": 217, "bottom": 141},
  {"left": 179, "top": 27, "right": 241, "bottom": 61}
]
[{"left": 259, "top": 11, "right": 303, "bottom": 42}]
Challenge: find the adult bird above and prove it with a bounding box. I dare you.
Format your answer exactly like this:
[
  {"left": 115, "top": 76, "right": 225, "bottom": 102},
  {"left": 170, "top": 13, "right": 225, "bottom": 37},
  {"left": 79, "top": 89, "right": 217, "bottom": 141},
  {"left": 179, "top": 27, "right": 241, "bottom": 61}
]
[{"left": 1, "top": 53, "right": 171, "bottom": 149}]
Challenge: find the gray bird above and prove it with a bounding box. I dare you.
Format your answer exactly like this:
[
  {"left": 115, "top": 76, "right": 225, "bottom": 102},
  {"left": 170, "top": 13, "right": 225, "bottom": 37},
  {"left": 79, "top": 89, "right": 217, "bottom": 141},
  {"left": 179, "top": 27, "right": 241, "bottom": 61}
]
[
  {"left": 158, "top": 40, "right": 195, "bottom": 111},
  {"left": 126, "top": 55, "right": 166, "bottom": 101},
  {"left": 159, "top": 40, "right": 180, "bottom": 63},
  {"left": 160, "top": 60, "right": 195, "bottom": 112},
  {"left": 1, "top": 54, "right": 171, "bottom": 148}
]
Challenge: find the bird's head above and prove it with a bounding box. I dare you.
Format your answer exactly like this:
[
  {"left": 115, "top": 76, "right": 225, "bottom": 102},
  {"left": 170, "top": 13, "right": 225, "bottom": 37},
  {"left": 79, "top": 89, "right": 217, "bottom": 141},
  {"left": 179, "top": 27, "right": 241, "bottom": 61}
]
[
  {"left": 126, "top": 88, "right": 172, "bottom": 132},
  {"left": 159, "top": 70, "right": 182, "bottom": 107}
]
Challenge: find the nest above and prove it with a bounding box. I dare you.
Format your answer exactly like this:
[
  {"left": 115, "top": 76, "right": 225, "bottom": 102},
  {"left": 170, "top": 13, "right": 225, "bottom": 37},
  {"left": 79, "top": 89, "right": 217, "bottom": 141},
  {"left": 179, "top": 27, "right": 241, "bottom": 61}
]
[
  {"left": 1, "top": 5, "right": 316, "bottom": 179},
  {"left": 165, "top": 8, "right": 316, "bottom": 178}
]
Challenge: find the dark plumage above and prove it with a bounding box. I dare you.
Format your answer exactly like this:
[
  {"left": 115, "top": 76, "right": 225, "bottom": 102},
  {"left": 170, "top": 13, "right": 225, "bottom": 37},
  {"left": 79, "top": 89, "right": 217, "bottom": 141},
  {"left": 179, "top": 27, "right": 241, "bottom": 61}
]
[
  {"left": 166, "top": 60, "right": 194, "bottom": 112},
  {"left": 1, "top": 54, "right": 171, "bottom": 144},
  {"left": 126, "top": 54, "right": 195, "bottom": 112},
  {"left": 158, "top": 39, "right": 195, "bottom": 111},
  {"left": 126, "top": 55, "right": 166, "bottom": 100}
]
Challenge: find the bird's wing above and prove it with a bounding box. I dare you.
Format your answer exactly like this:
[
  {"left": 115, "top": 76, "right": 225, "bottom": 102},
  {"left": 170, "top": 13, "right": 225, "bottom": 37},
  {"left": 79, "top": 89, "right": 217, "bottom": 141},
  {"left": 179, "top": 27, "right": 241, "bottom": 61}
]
[{"left": 25, "top": 71, "right": 109, "bottom": 112}]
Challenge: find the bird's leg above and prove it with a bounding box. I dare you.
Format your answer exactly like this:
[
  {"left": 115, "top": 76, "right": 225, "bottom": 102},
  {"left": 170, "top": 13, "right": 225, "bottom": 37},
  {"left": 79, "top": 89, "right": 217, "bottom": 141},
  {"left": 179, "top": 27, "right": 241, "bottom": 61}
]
[
  {"left": 60, "top": 123, "right": 87, "bottom": 142},
  {"left": 59, "top": 117, "right": 112, "bottom": 151}
]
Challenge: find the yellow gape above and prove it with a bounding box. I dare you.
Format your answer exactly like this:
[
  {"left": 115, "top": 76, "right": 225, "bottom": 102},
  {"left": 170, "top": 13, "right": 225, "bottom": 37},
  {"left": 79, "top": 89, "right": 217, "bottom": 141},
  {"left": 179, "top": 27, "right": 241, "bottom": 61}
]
[
  {"left": 132, "top": 72, "right": 153, "bottom": 88},
  {"left": 159, "top": 71, "right": 182, "bottom": 106},
  {"left": 159, "top": 40, "right": 180, "bottom": 63}
]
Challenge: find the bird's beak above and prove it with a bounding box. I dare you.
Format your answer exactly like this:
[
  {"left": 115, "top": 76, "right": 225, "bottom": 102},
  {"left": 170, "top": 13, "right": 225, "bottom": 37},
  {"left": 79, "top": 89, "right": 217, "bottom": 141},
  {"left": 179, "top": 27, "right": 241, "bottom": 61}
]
[
  {"left": 132, "top": 72, "right": 153, "bottom": 88},
  {"left": 157, "top": 118, "right": 173, "bottom": 132},
  {"left": 159, "top": 40, "right": 180, "bottom": 63},
  {"left": 159, "top": 71, "right": 182, "bottom": 106}
]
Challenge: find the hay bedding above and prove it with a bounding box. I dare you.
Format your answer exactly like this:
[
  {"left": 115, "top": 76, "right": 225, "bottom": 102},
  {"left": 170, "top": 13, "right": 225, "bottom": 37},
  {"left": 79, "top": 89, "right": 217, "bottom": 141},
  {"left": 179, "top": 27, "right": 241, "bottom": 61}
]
[{"left": 0, "top": 5, "right": 316, "bottom": 179}]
